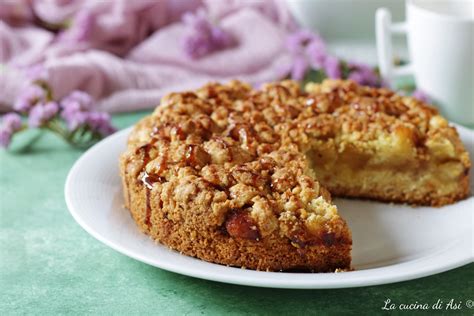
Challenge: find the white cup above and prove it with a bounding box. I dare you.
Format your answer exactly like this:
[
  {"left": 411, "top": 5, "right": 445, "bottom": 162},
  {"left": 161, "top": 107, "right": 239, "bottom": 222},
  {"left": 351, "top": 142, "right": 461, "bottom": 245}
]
[
  {"left": 286, "top": 0, "right": 404, "bottom": 41},
  {"left": 376, "top": 0, "right": 474, "bottom": 126}
]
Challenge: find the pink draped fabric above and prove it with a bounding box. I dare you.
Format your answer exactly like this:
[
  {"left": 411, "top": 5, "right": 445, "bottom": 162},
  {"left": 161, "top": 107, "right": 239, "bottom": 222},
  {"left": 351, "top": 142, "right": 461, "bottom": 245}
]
[{"left": 0, "top": 0, "right": 294, "bottom": 112}]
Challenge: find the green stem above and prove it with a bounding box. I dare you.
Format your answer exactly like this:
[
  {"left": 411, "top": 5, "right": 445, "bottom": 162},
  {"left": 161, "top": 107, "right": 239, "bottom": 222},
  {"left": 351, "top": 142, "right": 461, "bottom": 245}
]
[{"left": 43, "top": 118, "right": 87, "bottom": 148}]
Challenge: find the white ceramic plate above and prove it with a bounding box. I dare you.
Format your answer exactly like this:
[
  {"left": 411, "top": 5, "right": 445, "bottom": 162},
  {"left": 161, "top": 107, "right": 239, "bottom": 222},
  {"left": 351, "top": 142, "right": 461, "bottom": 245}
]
[{"left": 65, "top": 125, "right": 474, "bottom": 289}]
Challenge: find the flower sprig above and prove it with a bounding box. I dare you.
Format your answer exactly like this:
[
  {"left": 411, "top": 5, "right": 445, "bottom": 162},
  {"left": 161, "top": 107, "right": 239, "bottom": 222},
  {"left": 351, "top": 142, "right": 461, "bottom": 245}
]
[
  {"left": 281, "top": 29, "right": 431, "bottom": 103},
  {"left": 281, "top": 29, "right": 385, "bottom": 87},
  {"left": 181, "top": 9, "right": 236, "bottom": 59},
  {"left": 0, "top": 78, "right": 116, "bottom": 149}
]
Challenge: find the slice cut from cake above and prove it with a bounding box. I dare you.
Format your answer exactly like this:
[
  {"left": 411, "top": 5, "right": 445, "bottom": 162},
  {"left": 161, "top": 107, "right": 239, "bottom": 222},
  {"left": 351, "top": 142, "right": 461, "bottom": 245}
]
[{"left": 119, "top": 80, "right": 470, "bottom": 272}]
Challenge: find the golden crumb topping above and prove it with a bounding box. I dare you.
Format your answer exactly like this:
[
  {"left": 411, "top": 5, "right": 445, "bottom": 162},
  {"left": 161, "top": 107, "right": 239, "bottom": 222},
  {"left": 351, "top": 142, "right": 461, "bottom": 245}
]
[{"left": 122, "top": 79, "right": 469, "bottom": 243}]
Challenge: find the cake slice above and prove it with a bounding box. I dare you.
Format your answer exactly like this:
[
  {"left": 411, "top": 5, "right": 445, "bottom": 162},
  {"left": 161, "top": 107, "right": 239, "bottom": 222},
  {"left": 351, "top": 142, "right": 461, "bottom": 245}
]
[{"left": 119, "top": 79, "right": 470, "bottom": 272}]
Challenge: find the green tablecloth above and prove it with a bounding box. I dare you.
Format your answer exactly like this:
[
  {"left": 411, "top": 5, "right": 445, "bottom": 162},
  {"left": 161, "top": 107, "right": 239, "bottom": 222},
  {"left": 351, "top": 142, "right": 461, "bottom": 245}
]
[{"left": 1, "top": 111, "right": 472, "bottom": 315}]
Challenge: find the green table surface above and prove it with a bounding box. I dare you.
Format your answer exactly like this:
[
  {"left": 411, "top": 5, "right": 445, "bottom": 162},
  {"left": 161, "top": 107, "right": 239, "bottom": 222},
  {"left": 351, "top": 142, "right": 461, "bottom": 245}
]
[{"left": 1, "top": 111, "right": 473, "bottom": 315}]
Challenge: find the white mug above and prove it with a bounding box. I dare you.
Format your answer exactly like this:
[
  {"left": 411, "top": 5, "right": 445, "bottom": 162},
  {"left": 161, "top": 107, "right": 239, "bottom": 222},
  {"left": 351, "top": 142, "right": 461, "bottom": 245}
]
[
  {"left": 286, "top": 0, "right": 404, "bottom": 41},
  {"left": 376, "top": 0, "right": 474, "bottom": 126}
]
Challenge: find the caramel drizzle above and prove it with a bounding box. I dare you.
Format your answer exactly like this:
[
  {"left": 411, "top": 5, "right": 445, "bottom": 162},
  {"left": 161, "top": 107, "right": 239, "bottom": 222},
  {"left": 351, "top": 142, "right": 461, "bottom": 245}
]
[
  {"left": 184, "top": 144, "right": 199, "bottom": 167},
  {"left": 136, "top": 131, "right": 163, "bottom": 229}
]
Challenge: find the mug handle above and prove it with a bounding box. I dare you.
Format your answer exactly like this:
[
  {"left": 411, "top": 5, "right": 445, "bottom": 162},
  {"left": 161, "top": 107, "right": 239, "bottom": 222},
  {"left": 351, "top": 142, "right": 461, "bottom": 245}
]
[{"left": 376, "top": 8, "right": 412, "bottom": 85}]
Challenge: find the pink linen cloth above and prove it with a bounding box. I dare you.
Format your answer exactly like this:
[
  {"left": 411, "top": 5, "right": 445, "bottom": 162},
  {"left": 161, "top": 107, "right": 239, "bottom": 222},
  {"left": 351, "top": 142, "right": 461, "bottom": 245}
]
[{"left": 0, "top": 0, "right": 293, "bottom": 113}]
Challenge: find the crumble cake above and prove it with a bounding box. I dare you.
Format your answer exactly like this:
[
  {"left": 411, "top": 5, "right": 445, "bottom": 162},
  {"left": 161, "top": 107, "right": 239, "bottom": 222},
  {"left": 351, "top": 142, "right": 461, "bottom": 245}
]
[{"left": 119, "top": 80, "right": 470, "bottom": 272}]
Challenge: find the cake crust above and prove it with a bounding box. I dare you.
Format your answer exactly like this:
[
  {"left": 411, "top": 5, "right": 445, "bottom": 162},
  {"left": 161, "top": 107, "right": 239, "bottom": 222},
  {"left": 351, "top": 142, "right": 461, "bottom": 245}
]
[{"left": 119, "top": 80, "right": 470, "bottom": 272}]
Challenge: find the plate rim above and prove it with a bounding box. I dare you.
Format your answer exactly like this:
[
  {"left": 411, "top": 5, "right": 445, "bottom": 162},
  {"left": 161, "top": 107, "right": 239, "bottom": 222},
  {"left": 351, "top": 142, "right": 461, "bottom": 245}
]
[{"left": 65, "top": 124, "right": 474, "bottom": 289}]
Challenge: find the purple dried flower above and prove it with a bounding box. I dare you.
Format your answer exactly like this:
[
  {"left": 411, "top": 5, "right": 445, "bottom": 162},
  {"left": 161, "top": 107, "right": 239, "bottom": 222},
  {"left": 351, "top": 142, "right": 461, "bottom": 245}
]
[
  {"left": 285, "top": 29, "right": 322, "bottom": 54},
  {"left": 61, "top": 109, "right": 88, "bottom": 131},
  {"left": 27, "top": 64, "right": 48, "bottom": 82},
  {"left": 182, "top": 9, "right": 235, "bottom": 59},
  {"left": 349, "top": 67, "right": 375, "bottom": 85},
  {"left": 59, "top": 90, "right": 115, "bottom": 135},
  {"left": 347, "top": 72, "right": 363, "bottom": 83},
  {"left": 14, "top": 85, "right": 46, "bottom": 113},
  {"left": 283, "top": 29, "right": 329, "bottom": 79},
  {"left": 347, "top": 62, "right": 380, "bottom": 87},
  {"left": 61, "top": 90, "right": 94, "bottom": 112},
  {"left": 348, "top": 71, "right": 379, "bottom": 87},
  {"left": 2, "top": 113, "right": 22, "bottom": 131},
  {"left": 324, "top": 55, "right": 342, "bottom": 79},
  {"left": 28, "top": 101, "right": 59, "bottom": 127},
  {"left": 290, "top": 55, "right": 309, "bottom": 81},
  {"left": 183, "top": 32, "right": 213, "bottom": 59},
  {"left": 211, "top": 26, "right": 235, "bottom": 49},
  {"left": 60, "top": 90, "right": 95, "bottom": 129},
  {"left": 86, "top": 112, "right": 116, "bottom": 136},
  {"left": 44, "top": 101, "right": 59, "bottom": 117},
  {"left": 6, "top": 82, "right": 115, "bottom": 149},
  {"left": 412, "top": 89, "right": 430, "bottom": 103},
  {"left": 182, "top": 10, "right": 211, "bottom": 34},
  {"left": 28, "top": 107, "right": 42, "bottom": 128},
  {"left": 284, "top": 28, "right": 381, "bottom": 84},
  {"left": 0, "top": 127, "right": 12, "bottom": 148},
  {"left": 0, "top": 112, "right": 23, "bottom": 148},
  {"left": 306, "top": 40, "right": 327, "bottom": 69}
]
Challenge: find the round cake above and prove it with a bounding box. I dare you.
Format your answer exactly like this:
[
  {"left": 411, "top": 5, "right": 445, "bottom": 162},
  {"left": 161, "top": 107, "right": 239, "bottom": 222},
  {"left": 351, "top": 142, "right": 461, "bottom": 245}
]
[{"left": 119, "top": 79, "right": 470, "bottom": 272}]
